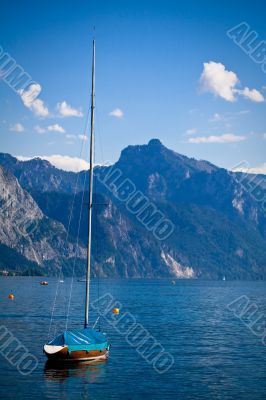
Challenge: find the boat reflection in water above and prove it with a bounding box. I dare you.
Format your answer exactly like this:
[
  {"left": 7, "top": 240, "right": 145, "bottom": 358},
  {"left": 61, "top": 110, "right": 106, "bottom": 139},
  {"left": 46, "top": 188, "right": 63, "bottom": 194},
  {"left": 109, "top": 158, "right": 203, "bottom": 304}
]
[{"left": 44, "top": 359, "right": 107, "bottom": 384}]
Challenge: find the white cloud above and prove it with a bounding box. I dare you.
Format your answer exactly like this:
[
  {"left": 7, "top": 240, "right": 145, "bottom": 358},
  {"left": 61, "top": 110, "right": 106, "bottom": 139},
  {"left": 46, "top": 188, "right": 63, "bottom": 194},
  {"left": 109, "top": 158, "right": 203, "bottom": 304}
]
[
  {"left": 209, "top": 110, "right": 250, "bottom": 123},
  {"left": 65, "top": 134, "right": 77, "bottom": 139},
  {"left": 46, "top": 155, "right": 88, "bottom": 171},
  {"left": 185, "top": 128, "right": 197, "bottom": 135},
  {"left": 9, "top": 123, "right": 24, "bottom": 132},
  {"left": 47, "top": 124, "right": 65, "bottom": 133},
  {"left": 78, "top": 134, "right": 87, "bottom": 141},
  {"left": 188, "top": 133, "right": 246, "bottom": 144},
  {"left": 16, "top": 156, "right": 32, "bottom": 162},
  {"left": 34, "top": 125, "right": 46, "bottom": 134},
  {"left": 19, "top": 84, "right": 49, "bottom": 117},
  {"left": 200, "top": 62, "right": 238, "bottom": 102},
  {"left": 235, "top": 87, "right": 264, "bottom": 103},
  {"left": 234, "top": 163, "right": 266, "bottom": 175},
  {"left": 248, "top": 164, "right": 266, "bottom": 175},
  {"left": 200, "top": 62, "right": 264, "bottom": 103},
  {"left": 236, "top": 110, "right": 250, "bottom": 115},
  {"left": 209, "top": 113, "right": 223, "bottom": 122},
  {"left": 31, "top": 98, "right": 50, "bottom": 117},
  {"left": 16, "top": 155, "right": 90, "bottom": 172},
  {"left": 263, "top": 133, "right": 266, "bottom": 140},
  {"left": 57, "top": 101, "right": 83, "bottom": 117},
  {"left": 109, "top": 108, "right": 123, "bottom": 118}
]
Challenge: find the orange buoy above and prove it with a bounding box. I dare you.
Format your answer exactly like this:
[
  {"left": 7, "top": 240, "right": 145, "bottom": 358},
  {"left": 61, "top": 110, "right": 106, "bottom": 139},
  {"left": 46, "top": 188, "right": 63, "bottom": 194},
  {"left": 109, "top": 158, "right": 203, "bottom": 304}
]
[
  {"left": 112, "top": 308, "right": 120, "bottom": 315},
  {"left": 8, "top": 293, "right": 14, "bottom": 300}
]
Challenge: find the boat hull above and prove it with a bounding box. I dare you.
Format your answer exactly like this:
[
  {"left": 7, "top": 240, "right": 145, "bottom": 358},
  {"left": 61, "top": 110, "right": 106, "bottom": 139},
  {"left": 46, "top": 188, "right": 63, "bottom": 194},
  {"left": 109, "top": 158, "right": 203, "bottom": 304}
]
[{"left": 43, "top": 345, "right": 109, "bottom": 363}]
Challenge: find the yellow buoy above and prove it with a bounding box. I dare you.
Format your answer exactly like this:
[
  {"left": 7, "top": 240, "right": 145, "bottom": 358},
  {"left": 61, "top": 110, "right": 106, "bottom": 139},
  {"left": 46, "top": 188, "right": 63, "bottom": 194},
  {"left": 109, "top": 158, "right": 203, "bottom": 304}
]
[
  {"left": 8, "top": 293, "right": 14, "bottom": 300},
  {"left": 112, "top": 308, "right": 120, "bottom": 315}
]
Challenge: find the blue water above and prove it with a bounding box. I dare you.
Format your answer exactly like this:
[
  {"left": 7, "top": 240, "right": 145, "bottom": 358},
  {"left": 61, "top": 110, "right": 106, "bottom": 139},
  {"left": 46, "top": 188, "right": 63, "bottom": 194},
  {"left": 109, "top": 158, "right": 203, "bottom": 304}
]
[{"left": 0, "top": 278, "right": 266, "bottom": 399}]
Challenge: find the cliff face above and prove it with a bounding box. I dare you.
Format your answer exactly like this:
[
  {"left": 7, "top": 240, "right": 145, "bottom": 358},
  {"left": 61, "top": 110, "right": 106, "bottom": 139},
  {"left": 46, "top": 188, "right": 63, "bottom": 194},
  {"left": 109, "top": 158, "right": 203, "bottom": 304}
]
[
  {"left": 0, "top": 139, "right": 265, "bottom": 279},
  {"left": 0, "top": 165, "right": 86, "bottom": 275}
]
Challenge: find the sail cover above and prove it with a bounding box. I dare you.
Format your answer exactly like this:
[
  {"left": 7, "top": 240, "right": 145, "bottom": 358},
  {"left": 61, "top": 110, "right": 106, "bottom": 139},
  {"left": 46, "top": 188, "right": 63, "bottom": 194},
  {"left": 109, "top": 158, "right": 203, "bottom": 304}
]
[{"left": 48, "top": 328, "right": 108, "bottom": 352}]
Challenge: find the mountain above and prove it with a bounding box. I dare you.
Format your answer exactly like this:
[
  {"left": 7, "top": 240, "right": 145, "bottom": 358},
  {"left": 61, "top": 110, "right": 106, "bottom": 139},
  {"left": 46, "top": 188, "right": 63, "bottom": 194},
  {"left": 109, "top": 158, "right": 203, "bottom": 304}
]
[
  {"left": 0, "top": 153, "right": 82, "bottom": 193},
  {"left": 0, "top": 165, "right": 86, "bottom": 276},
  {"left": 0, "top": 139, "right": 265, "bottom": 279}
]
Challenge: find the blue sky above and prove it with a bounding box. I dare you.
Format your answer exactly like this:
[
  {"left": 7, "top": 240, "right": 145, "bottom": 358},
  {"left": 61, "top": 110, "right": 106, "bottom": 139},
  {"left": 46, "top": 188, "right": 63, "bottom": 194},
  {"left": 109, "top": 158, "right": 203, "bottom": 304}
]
[{"left": 0, "top": 0, "right": 265, "bottom": 172}]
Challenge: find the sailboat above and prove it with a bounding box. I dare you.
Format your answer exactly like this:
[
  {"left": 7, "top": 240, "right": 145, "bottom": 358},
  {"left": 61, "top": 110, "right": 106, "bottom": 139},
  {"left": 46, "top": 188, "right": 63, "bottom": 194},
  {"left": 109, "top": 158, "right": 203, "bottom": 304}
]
[{"left": 43, "top": 40, "right": 110, "bottom": 363}]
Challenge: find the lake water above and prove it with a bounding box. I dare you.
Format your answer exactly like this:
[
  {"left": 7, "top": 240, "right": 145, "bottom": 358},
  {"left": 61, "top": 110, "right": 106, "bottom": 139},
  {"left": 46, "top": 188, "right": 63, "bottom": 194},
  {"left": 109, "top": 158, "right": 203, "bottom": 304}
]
[{"left": 0, "top": 277, "right": 266, "bottom": 399}]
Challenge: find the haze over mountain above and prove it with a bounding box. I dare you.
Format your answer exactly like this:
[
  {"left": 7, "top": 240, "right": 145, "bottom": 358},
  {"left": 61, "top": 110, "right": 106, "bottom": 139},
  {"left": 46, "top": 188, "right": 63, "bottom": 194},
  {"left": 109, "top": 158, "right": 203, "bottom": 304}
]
[{"left": 0, "top": 139, "right": 265, "bottom": 279}]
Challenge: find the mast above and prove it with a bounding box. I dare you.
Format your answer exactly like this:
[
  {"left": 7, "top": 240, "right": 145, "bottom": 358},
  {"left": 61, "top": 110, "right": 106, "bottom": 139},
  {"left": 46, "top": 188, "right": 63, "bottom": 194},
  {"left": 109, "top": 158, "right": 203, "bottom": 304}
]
[{"left": 85, "top": 39, "right": 95, "bottom": 328}]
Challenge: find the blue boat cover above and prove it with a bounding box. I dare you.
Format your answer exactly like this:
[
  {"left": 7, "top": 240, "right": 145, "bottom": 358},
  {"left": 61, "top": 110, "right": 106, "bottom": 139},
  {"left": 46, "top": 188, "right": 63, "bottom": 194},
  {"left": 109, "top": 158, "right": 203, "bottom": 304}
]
[{"left": 48, "top": 328, "right": 109, "bottom": 353}]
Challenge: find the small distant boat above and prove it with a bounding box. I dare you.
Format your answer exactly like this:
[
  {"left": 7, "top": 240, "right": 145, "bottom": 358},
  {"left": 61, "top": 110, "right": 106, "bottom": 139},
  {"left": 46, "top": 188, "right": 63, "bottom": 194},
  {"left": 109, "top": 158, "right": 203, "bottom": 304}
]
[
  {"left": 171, "top": 280, "right": 176, "bottom": 285},
  {"left": 77, "top": 278, "right": 86, "bottom": 282},
  {"left": 40, "top": 281, "right": 48, "bottom": 286},
  {"left": 43, "top": 39, "right": 110, "bottom": 363},
  {"left": 59, "top": 280, "right": 64, "bottom": 283},
  {"left": 222, "top": 276, "right": 226, "bottom": 281}
]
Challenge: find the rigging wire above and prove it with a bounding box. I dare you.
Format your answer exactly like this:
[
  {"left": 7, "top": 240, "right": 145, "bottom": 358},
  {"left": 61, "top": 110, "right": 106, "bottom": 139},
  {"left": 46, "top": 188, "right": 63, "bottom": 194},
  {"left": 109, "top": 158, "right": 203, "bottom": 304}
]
[
  {"left": 96, "top": 206, "right": 101, "bottom": 331},
  {"left": 65, "top": 167, "right": 88, "bottom": 330},
  {"left": 48, "top": 109, "right": 90, "bottom": 340},
  {"left": 65, "top": 101, "right": 102, "bottom": 330},
  {"left": 95, "top": 101, "right": 106, "bottom": 166},
  {"left": 94, "top": 100, "right": 109, "bottom": 331},
  {"left": 47, "top": 40, "right": 107, "bottom": 338},
  {"left": 49, "top": 70, "right": 107, "bottom": 337},
  {"left": 94, "top": 139, "right": 101, "bottom": 331},
  {"left": 65, "top": 93, "right": 100, "bottom": 329}
]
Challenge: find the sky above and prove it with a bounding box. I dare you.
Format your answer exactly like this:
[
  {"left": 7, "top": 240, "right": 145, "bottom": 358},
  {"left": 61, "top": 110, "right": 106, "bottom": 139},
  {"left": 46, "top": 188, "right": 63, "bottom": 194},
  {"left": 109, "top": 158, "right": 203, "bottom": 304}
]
[{"left": 0, "top": 0, "right": 265, "bottom": 172}]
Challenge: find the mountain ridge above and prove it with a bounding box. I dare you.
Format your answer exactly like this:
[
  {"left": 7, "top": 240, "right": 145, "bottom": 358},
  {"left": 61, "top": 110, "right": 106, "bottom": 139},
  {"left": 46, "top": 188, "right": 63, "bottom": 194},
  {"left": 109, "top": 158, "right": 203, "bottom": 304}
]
[
  {"left": 0, "top": 139, "right": 265, "bottom": 279},
  {"left": 0, "top": 164, "right": 86, "bottom": 276}
]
